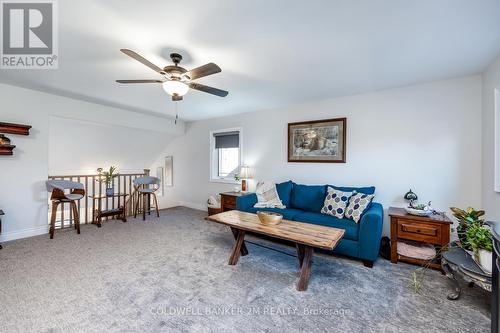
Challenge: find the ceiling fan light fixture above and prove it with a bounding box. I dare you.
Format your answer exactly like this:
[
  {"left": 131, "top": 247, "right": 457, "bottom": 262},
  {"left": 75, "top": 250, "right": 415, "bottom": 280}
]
[{"left": 162, "top": 80, "right": 189, "bottom": 97}]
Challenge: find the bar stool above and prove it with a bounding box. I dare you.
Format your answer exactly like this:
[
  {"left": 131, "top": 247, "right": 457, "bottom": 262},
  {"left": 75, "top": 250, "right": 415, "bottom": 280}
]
[
  {"left": 133, "top": 176, "right": 160, "bottom": 220},
  {"left": 46, "top": 180, "right": 85, "bottom": 239}
]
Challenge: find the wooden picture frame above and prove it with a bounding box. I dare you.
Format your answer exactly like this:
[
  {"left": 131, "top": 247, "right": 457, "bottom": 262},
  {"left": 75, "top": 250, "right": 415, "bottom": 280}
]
[{"left": 288, "top": 117, "right": 346, "bottom": 163}]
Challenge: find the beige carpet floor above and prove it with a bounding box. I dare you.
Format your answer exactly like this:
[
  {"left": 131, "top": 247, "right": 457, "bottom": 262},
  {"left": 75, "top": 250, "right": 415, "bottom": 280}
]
[{"left": 0, "top": 207, "right": 490, "bottom": 332}]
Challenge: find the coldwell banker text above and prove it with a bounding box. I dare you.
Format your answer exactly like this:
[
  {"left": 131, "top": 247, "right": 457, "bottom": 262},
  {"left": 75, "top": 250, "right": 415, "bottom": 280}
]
[{"left": 1, "top": 0, "right": 58, "bottom": 69}]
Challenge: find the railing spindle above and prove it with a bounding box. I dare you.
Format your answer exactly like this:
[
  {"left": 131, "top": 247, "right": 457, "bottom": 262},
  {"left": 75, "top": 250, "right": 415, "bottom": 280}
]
[{"left": 84, "top": 176, "right": 88, "bottom": 224}]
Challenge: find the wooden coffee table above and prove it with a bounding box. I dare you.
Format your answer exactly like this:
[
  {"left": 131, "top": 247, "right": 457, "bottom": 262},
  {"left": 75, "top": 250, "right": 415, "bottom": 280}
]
[{"left": 207, "top": 210, "right": 345, "bottom": 291}]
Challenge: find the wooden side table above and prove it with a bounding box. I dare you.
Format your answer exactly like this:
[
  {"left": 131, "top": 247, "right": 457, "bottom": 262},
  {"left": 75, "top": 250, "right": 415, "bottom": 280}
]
[
  {"left": 220, "top": 191, "right": 248, "bottom": 212},
  {"left": 389, "top": 207, "right": 452, "bottom": 269},
  {"left": 89, "top": 193, "right": 128, "bottom": 228}
]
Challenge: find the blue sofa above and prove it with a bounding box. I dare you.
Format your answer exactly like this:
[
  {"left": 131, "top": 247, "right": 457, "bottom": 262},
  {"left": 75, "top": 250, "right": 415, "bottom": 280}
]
[{"left": 236, "top": 181, "right": 384, "bottom": 267}]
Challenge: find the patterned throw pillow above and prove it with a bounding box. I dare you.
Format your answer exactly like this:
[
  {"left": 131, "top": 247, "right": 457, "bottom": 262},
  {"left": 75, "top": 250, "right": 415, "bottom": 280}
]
[
  {"left": 345, "top": 193, "right": 375, "bottom": 223},
  {"left": 321, "top": 187, "right": 354, "bottom": 218}
]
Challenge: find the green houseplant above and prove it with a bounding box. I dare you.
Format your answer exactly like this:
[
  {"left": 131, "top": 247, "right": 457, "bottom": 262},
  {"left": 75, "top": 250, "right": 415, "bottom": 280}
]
[
  {"left": 465, "top": 221, "right": 493, "bottom": 274},
  {"left": 450, "top": 206, "right": 485, "bottom": 250},
  {"left": 410, "top": 207, "right": 491, "bottom": 293},
  {"left": 97, "top": 166, "right": 119, "bottom": 196}
]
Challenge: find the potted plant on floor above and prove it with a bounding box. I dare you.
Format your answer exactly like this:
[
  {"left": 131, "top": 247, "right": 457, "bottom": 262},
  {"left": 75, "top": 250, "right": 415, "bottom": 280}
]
[
  {"left": 465, "top": 221, "right": 493, "bottom": 274},
  {"left": 97, "top": 166, "right": 118, "bottom": 196}
]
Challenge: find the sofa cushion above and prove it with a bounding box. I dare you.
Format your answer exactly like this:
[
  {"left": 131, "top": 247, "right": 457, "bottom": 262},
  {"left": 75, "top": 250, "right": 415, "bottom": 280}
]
[
  {"left": 290, "top": 184, "right": 326, "bottom": 212},
  {"left": 330, "top": 185, "right": 375, "bottom": 195},
  {"left": 275, "top": 180, "right": 293, "bottom": 207},
  {"left": 245, "top": 207, "right": 304, "bottom": 221},
  {"left": 345, "top": 193, "right": 375, "bottom": 223},
  {"left": 321, "top": 186, "right": 354, "bottom": 218},
  {"left": 294, "top": 212, "right": 359, "bottom": 241}
]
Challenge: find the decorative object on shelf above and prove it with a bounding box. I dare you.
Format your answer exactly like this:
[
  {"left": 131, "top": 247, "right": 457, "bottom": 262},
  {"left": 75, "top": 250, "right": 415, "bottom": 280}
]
[
  {"left": 239, "top": 165, "right": 252, "bottom": 192},
  {"left": 165, "top": 156, "right": 173, "bottom": 186},
  {"left": 0, "top": 122, "right": 31, "bottom": 156},
  {"left": 257, "top": 211, "right": 283, "bottom": 225},
  {"left": 97, "top": 166, "right": 119, "bottom": 196},
  {"left": 288, "top": 117, "right": 346, "bottom": 163},
  {"left": 405, "top": 201, "right": 433, "bottom": 217},
  {"left": 450, "top": 206, "right": 485, "bottom": 250},
  {"left": 0, "top": 122, "right": 31, "bottom": 135},
  {"left": 404, "top": 189, "right": 418, "bottom": 204},
  {"left": 0, "top": 134, "right": 15, "bottom": 155}
]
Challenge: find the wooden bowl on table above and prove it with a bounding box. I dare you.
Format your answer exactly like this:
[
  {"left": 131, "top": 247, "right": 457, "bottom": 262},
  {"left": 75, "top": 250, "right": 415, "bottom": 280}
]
[{"left": 256, "top": 211, "right": 283, "bottom": 225}]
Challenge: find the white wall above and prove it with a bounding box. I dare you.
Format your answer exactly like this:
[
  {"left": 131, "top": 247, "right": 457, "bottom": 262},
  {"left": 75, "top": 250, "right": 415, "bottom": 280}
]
[
  {"left": 482, "top": 56, "right": 500, "bottom": 221},
  {"left": 48, "top": 116, "right": 174, "bottom": 175},
  {"left": 151, "top": 76, "right": 483, "bottom": 235},
  {"left": 0, "top": 83, "right": 184, "bottom": 242}
]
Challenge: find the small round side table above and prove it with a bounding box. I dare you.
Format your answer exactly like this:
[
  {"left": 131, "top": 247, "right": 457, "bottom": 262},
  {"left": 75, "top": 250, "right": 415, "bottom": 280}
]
[{"left": 441, "top": 244, "right": 491, "bottom": 300}]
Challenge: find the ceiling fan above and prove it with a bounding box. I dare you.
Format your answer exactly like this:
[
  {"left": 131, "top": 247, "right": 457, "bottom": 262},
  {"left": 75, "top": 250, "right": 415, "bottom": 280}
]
[{"left": 116, "top": 49, "right": 228, "bottom": 101}]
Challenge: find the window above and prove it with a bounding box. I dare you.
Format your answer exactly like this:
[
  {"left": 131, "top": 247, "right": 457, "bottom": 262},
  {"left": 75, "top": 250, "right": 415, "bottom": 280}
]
[{"left": 210, "top": 128, "right": 242, "bottom": 182}]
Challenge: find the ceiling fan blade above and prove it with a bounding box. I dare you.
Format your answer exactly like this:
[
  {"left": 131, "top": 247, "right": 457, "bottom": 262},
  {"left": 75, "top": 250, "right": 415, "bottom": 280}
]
[
  {"left": 116, "top": 79, "right": 164, "bottom": 84},
  {"left": 184, "top": 63, "right": 221, "bottom": 80},
  {"left": 120, "top": 49, "right": 165, "bottom": 74},
  {"left": 189, "top": 82, "right": 228, "bottom": 97}
]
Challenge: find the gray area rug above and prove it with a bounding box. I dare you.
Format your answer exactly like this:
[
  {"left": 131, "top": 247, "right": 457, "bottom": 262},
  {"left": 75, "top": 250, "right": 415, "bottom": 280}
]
[{"left": 0, "top": 207, "right": 490, "bottom": 332}]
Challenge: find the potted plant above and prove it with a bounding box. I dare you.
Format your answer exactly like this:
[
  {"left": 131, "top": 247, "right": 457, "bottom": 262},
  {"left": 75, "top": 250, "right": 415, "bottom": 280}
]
[
  {"left": 450, "top": 206, "right": 485, "bottom": 250},
  {"left": 97, "top": 166, "right": 118, "bottom": 196},
  {"left": 465, "top": 221, "right": 493, "bottom": 274}
]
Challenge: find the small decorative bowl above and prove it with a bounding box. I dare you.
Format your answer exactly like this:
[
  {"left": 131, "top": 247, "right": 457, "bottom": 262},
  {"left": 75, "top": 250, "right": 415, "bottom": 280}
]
[
  {"left": 257, "top": 211, "right": 283, "bottom": 225},
  {"left": 405, "top": 207, "right": 433, "bottom": 217}
]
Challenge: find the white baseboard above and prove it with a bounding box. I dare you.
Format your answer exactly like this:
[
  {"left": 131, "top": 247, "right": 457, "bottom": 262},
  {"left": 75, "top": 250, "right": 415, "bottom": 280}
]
[
  {"left": 1, "top": 225, "right": 48, "bottom": 242},
  {"left": 179, "top": 201, "right": 207, "bottom": 211}
]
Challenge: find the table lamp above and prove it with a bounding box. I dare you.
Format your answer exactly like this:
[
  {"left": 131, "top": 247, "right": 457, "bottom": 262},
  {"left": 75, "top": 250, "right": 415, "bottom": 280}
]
[{"left": 239, "top": 165, "right": 252, "bottom": 192}]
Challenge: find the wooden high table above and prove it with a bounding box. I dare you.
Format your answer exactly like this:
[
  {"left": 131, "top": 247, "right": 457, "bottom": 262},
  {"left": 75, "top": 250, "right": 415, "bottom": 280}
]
[
  {"left": 89, "top": 193, "right": 129, "bottom": 227},
  {"left": 207, "top": 210, "right": 345, "bottom": 291}
]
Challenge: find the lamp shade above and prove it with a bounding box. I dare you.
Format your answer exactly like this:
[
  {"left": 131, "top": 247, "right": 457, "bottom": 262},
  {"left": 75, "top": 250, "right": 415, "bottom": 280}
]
[
  {"left": 240, "top": 165, "right": 252, "bottom": 179},
  {"left": 162, "top": 80, "right": 189, "bottom": 96}
]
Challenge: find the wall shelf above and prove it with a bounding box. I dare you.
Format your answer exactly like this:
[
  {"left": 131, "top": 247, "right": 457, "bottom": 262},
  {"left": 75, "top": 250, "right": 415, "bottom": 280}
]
[
  {"left": 0, "top": 144, "right": 15, "bottom": 155},
  {"left": 0, "top": 122, "right": 31, "bottom": 136}
]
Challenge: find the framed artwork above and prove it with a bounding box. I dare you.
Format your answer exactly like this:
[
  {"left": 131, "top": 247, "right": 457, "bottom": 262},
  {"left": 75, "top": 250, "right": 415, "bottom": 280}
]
[
  {"left": 288, "top": 117, "right": 346, "bottom": 163},
  {"left": 156, "top": 166, "right": 164, "bottom": 196},
  {"left": 165, "top": 156, "right": 173, "bottom": 187}
]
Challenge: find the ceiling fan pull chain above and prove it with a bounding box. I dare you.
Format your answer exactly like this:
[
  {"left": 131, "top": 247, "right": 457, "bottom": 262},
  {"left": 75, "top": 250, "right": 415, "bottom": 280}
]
[{"left": 174, "top": 101, "right": 179, "bottom": 124}]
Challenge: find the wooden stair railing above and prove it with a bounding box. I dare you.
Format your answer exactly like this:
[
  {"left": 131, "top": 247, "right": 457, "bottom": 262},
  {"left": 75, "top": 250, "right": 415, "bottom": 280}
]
[{"left": 48, "top": 169, "right": 149, "bottom": 229}]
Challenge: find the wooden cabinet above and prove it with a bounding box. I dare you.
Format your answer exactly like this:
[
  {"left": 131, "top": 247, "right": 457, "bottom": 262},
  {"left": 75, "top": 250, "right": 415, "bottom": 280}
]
[
  {"left": 220, "top": 191, "right": 247, "bottom": 212},
  {"left": 389, "top": 207, "right": 452, "bottom": 269}
]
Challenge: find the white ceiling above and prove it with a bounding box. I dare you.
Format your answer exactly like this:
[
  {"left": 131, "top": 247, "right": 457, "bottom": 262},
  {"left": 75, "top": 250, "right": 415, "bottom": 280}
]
[{"left": 1, "top": 0, "right": 500, "bottom": 121}]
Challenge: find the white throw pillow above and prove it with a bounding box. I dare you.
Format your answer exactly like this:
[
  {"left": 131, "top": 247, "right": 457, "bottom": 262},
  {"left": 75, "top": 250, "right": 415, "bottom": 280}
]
[
  {"left": 321, "top": 187, "right": 354, "bottom": 218},
  {"left": 345, "top": 193, "right": 375, "bottom": 223},
  {"left": 253, "top": 181, "right": 284, "bottom": 208}
]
